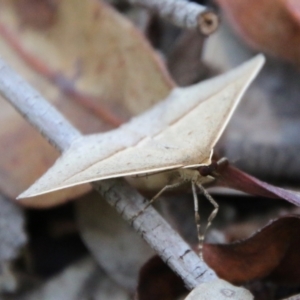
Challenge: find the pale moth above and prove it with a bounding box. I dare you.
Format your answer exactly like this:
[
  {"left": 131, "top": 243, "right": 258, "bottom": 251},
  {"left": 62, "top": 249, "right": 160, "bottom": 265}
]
[{"left": 18, "top": 55, "right": 265, "bottom": 255}]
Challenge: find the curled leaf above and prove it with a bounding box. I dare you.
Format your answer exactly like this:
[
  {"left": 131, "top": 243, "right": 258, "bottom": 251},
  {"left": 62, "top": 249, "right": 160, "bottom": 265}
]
[
  {"left": 136, "top": 255, "right": 187, "bottom": 300},
  {"left": 137, "top": 215, "right": 300, "bottom": 299},
  {"left": 217, "top": 0, "right": 300, "bottom": 65},
  {"left": 215, "top": 163, "right": 300, "bottom": 207},
  {"left": 205, "top": 215, "right": 300, "bottom": 285}
]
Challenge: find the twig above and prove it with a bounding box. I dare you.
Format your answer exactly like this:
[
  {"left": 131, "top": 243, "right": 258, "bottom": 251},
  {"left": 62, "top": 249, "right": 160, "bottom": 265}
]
[
  {"left": 128, "top": 0, "right": 219, "bottom": 35},
  {"left": 0, "top": 58, "right": 218, "bottom": 289},
  {"left": 0, "top": 60, "right": 81, "bottom": 152}
]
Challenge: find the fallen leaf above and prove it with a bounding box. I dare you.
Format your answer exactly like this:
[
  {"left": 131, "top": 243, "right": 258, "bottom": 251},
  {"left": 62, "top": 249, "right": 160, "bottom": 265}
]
[
  {"left": 17, "top": 55, "right": 265, "bottom": 199},
  {"left": 76, "top": 191, "right": 154, "bottom": 292},
  {"left": 13, "top": 0, "right": 58, "bottom": 30},
  {"left": 0, "top": 0, "right": 173, "bottom": 207},
  {"left": 285, "top": 0, "right": 300, "bottom": 26},
  {"left": 213, "top": 163, "right": 300, "bottom": 207},
  {"left": 137, "top": 215, "right": 300, "bottom": 299},
  {"left": 217, "top": 0, "right": 300, "bottom": 65},
  {"left": 205, "top": 215, "right": 300, "bottom": 285},
  {"left": 136, "top": 255, "right": 187, "bottom": 300},
  {"left": 136, "top": 259, "right": 254, "bottom": 300}
]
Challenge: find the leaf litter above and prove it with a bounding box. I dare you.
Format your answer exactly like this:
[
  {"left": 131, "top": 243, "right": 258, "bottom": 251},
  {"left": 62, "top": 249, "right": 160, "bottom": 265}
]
[
  {"left": 0, "top": 0, "right": 173, "bottom": 207},
  {"left": 0, "top": 1, "right": 300, "bottom": 298}
]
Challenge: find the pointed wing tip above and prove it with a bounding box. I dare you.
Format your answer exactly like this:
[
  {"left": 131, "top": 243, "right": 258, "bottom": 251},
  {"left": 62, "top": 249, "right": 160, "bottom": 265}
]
[
  {"left": 233, "top": 53, "right": 265, "bottom": 92},
  {"left": 249, "top": 53, "right": 265, "bottom": 71},
  {"left": 255, "top": 53, "right": 266, "bottom": 66},
  {"left": 17, "top": 184, "right": 60, "bottom": 199},
  {"left": 239, "top": 53, "right": 265, "bottom": 78},
  {"left": 255, "top": 53, "right": 266, "bottom": 62},
  {"left": 17, "top": 189, "right": 42, "bottom": 199}
]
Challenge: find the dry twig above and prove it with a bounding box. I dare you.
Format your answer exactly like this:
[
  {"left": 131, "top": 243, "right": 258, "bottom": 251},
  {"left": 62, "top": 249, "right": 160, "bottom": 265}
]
[{"left": 128, "top": 0, "right": 219, "bottom": 35}]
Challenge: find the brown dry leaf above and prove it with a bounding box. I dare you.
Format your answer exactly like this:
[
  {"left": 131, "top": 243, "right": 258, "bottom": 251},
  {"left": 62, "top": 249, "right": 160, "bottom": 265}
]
[
  {"left": 136, "top": 257, "right": 254, "bottom": 300},
  {"left": 17, "top": 55, "right": 264, "bottom": 200},
  {"left": 76, "top": 191, "right": 154, "bottom": 292},
  {"left": 137, "top": 216, "right": 300, "bottom": 299},
  {"left": 217, "top": 0, "right": 300, "bottom": 65},
  {"left": 0, "top": 0, "right": 173, "bottom": 207},
  {"left": 213, "top": 163, "right": 300, "bottom": 207},
  {"left": 205, "top": 215, "right": 300, "bottom": 285},
  {"left": 285, "top": 0, "right": 300, "bottom": 25},
  {"left": 136, "top": 255, "right": 187, "bottom": 300}
]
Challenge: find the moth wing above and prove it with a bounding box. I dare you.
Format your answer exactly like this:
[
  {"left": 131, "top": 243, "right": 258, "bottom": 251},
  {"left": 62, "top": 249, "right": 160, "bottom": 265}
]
[
  {"left": 17, "top": 130, "right": 208, "bottom": 198},
  {"left": 18, "top": 54, "right": 264, "bottom": 198}
]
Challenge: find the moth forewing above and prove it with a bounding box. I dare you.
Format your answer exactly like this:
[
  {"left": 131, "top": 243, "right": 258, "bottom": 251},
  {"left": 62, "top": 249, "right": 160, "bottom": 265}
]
[{"left": 18, "top": 54, "right": 265, "bottom": 199}]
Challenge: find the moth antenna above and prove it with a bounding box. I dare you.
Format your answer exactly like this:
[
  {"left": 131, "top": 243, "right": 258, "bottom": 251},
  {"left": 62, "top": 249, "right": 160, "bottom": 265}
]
[
  {"left": 195, "top": 182, "right": 219, "bottom": 259},
  {"left": 216, "top": 157, "right": 228, "bottom": 166},
  {"left": 191, "top": 181, "right": 204, "bottom": 260},
  {"left": 131, "top": 180, "right": 186, "bottom": 221}
]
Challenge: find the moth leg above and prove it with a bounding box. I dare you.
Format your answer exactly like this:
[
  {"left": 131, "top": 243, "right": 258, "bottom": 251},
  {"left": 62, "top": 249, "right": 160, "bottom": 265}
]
[
  {"left": 191, "top": 181, "right": 203, "bottom": 259},
  {"left": 195, "top": 182, "right": 219, "bottom": 260},
  {"left": 131, "top": 180, "right": 186, "bottom": 221}
]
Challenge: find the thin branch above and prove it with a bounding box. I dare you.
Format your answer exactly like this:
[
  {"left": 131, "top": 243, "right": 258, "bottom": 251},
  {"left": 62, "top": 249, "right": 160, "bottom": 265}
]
[
  {"left": 128, "top": 0, "right": 219, "bottom": 35},
  {"left": 0, "top": 60, "right": 81, "bottom": 152},
  {"left": 0, "top": 58, "right": 218, "bottom": 289}
]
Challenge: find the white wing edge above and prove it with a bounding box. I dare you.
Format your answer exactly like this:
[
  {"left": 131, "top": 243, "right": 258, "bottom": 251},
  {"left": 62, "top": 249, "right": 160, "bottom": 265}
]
[
  {"left": 17, "top": 164, "right": 183, "bottom": 198},
  {"left": 17, "top": 55, "right": 265, "bottom": 199},
  {"left": 210, "top": 53, "right": 265, "bottom": 149}
]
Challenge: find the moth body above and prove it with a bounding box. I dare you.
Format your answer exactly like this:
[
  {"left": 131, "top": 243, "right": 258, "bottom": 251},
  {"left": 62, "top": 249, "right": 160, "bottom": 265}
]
[{"left": 126, "top": 167, "right": 214, "bottom": 195}]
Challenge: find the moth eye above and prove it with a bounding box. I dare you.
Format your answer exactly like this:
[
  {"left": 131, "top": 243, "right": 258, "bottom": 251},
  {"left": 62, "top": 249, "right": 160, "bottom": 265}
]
[
  {"left": 199, "top": 165, "right": 210, "bottom": 176},
  {"left": 210, "top": 161, "right": 218, "bottom": 172}
]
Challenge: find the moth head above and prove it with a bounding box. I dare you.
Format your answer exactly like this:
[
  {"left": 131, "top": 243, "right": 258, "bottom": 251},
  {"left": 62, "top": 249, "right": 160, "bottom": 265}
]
[{"left": 198, "top": 157, "right": 228, "bottom": 178}]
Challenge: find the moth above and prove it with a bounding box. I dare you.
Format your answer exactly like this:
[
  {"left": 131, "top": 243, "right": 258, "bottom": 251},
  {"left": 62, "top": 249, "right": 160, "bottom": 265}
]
[{"left": 18, "top": 55, "right": 265, "bottom": 255}]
